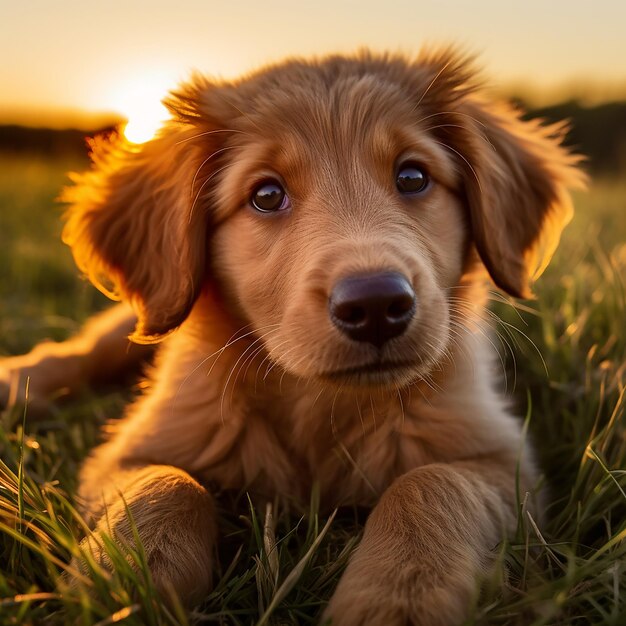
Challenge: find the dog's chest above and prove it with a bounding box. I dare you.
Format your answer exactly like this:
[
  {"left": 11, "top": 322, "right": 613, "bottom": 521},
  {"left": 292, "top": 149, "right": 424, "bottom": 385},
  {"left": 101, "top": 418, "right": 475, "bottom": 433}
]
[{"left": 194, "top": 390, "right": 453, "bottom": 507}]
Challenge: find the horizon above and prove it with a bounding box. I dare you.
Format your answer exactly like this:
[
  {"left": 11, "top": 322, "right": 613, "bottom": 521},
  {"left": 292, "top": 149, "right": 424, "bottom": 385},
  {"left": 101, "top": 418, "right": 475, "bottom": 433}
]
[{"left": 2, "top": 0, "right": 626, "bottom": 134}]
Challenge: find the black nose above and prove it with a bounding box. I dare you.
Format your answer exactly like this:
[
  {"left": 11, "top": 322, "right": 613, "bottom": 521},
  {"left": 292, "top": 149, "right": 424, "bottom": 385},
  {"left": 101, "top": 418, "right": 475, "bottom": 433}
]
[{"left": 329, "top": 272, "right": 416, "bottom": 348}]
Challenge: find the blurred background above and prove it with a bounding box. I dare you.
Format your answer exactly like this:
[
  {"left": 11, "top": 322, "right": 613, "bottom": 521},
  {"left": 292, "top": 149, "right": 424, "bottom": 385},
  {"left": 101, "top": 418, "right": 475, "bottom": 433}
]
[{"left": 3, "top": 0, "right": 626, "bottom": 150}]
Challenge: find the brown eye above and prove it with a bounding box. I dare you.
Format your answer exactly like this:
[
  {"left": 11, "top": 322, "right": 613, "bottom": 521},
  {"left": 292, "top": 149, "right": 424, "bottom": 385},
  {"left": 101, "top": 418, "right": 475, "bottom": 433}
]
[
  {"left": 396, "top": 163, "right": 429, "bottom": 194},
  {"left": 250, "top": 180, "right": 290, "bottom": 213}
]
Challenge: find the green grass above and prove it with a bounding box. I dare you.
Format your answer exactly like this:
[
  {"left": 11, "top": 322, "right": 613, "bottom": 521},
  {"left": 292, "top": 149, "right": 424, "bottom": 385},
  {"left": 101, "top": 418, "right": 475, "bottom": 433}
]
[{"left": 0, "top": 152, "right": 625, "bottom": 625}]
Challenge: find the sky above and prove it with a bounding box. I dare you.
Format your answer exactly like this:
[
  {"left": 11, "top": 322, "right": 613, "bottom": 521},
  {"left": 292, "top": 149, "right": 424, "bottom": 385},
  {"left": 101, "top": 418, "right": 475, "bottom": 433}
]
[{"left": 1, "top": 0, "right": 625, "bottom": 130}]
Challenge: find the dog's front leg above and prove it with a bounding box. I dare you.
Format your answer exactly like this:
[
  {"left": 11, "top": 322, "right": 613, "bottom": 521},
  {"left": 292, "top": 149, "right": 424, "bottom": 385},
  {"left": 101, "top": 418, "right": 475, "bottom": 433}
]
[
  {"left": 324, "top": 457, "right": 527, "bottom": 626},
  {"left": 78, "top": 461, "right": 216, "bottom": 605},
  {"left": 0, "top": 303, "right": 150, "bottom": 412}
]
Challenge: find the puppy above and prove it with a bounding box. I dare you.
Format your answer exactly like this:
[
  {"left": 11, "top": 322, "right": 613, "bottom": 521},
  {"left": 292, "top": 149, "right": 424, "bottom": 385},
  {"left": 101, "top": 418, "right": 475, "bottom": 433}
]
[{"left": 3, "top": 50, "right": 584, "bottom": 625}]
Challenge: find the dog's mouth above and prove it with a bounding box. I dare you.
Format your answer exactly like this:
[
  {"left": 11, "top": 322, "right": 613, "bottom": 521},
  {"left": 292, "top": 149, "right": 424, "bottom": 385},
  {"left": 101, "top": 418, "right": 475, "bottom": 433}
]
[{"left": 320, "top": 359, "right": 417, "bottom": 383}]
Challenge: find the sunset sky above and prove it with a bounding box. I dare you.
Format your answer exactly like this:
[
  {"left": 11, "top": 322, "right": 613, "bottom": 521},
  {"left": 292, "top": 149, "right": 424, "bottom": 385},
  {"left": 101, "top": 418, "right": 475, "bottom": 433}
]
[{"left": 2, "top": 0, "right": 625, "bottom": 130}]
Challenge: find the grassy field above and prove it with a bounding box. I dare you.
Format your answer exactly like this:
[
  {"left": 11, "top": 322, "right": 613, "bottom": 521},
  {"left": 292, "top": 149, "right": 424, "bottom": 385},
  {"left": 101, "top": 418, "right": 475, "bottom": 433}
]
[{"left": 0, "top": 151, "right": 624, "bottom": 625}]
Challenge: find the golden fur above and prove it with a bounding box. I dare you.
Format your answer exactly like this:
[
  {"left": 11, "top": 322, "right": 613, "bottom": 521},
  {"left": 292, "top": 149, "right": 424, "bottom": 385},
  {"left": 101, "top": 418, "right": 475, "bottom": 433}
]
[{"left": 1, "top": 50, "right": 584, "bottom": 624}]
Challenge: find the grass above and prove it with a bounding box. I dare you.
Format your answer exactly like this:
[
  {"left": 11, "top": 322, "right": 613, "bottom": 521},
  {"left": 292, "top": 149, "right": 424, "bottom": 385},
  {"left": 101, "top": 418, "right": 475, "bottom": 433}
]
[{"left": 0, "top": 151, "right": 624, "bottom": 625}]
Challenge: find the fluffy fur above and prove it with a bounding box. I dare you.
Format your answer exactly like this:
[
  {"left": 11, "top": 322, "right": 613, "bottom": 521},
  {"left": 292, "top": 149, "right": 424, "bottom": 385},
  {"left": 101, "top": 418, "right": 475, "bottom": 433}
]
[{"left": 1, "top": 49, "right": 585, "bottom": 624}]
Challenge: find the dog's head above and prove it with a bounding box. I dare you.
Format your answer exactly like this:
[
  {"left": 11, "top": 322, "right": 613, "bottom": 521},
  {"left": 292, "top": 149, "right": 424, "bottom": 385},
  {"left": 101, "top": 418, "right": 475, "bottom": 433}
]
[{"left": 63, "top": 50, "right": 584, "bottom": 388}]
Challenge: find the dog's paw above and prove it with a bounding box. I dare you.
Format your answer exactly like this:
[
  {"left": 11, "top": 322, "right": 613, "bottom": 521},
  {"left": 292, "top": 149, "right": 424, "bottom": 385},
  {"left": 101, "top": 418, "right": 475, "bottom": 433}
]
[
  {"left": 323, "top": 589, "right": 468, "bottom": 626},
  {"left": 73, "top": 528, "right": 212, "bottom": 605},
  {"left": 323, "top": 565, "right": 473, "bottom": 626},
  {"left": 0, "top": 351, "right": 72, "bottom": 415},
  {"left": 0, "top": 357, "right": 39, "bottom": 412},
  {"left": 76, "top": 466, "right": 217, "bottom": 606},
  {"left": 323, "top": 588, "right": 408, "bottom": 626}
]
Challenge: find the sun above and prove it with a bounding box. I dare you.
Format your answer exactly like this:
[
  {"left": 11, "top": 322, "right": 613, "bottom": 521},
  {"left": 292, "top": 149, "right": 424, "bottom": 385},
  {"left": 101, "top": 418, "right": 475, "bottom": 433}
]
[
  {"left": 122, "top": 90, "right": 170, "bottom": 144},
  {"left": 108, "top": 72, "right": 174, "bottom": 144},
  {"left": 123, "top": 99, "right": 169, "bottom": 144}
]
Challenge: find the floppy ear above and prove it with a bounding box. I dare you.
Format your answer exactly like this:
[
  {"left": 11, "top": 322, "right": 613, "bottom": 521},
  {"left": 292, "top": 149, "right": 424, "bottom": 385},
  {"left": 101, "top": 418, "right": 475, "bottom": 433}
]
[
  {"left": 62, "top": 121, "right": 217, "bottom": 343},
  {"left": 447, "top": 98, "right": 586, "bottom": 297}
]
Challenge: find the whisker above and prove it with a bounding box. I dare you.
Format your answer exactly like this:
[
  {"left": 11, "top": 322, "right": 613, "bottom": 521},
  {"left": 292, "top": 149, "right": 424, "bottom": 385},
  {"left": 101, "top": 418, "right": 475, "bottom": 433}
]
[
  {"left": 449, "top": 295, "right": 536, "bottom": 393},
  {"left": 355, "top": 396, "right": 366, "bottom": 439},
  {"left": 220, "top": 328, "right": 283, "bottom": 420},
  {"left": 449, "top": 308, "right": 510, "bottom": 390},
  {"left": 175, "top": 128, "right": 249, "bottom": 145},
  {"left": 241, "top": 342, "right": 273, "bottom": 384},
  {"left": 415, "top": 110, "right": 488, "bottom": 130},
  {"left": 170, "top": 322, "right": 279, "bottom": 416},
  {"left": 255, "top": 340, "right": 294, "bottom": 390},
  {"left": 191, "top": 145, "right": 238, "bottom": 194},
  {"left": 262, "top": 346, "right": 293, "bottom": 382},
  {"left": 189, "top": 162, "right": 233, "bottom": 223},
  {"left": 432, "top": 140, "right": 482, "bottom": 193},
  {"left": 486, "top": 289, "right": 539, "bottom": 319},
  {"left": 205, "top": 323, "right": 281, "bottom": 380},
  {"left": 227, "top": 329, "right": 282, "bottom": 408},
  {"left": 369, "top": 394, "right": 377, "bottom": 431},
  {"left": 422, "top": 124, "right": 495, "bottom": 150},
  {"left": 309, "top": 386, "right": 327, "bottom": 423},
  {"left": 330, "top": 387, "right": 341, "bottom": 437},
  {"left": 395, "top": 385, "right": 406, "bottom": 432},
  {"left": 414, "top": 58, "right": 453, "bottom": 109}
]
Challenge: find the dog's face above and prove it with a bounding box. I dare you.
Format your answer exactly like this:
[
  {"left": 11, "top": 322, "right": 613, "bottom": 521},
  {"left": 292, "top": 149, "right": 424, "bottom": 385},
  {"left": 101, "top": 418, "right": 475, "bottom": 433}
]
[
  {"left": 63, "top": 52, "right": 584, "bottom": 389},
  {"left": 209, "top": 74, "right": 467, "bottom": 386}
]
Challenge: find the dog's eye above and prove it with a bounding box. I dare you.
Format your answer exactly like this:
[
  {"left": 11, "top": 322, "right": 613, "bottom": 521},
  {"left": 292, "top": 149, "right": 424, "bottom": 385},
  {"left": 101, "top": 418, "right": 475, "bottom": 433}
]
[
  {"left": 250, "top": 181, "right": 290, "bottom": 213},
  {"left": 396, "top": 163, "right": 429, "bottom": 194}
]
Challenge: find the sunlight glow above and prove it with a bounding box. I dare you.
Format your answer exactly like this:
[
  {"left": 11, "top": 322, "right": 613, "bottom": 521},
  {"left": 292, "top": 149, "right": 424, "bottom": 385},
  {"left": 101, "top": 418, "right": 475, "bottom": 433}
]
[
  {"left": 107, "top": 73, "right": 174, "bottom": 144},
  {"left": 123, "top": 100, "right": 169, "bottom": 144}
]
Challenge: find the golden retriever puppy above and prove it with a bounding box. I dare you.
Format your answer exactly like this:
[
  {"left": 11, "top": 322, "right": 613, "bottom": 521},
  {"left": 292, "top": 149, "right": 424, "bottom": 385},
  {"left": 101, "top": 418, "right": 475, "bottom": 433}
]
[{"left": 2, "top": 50, "right": 584, "bottom": 624}]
